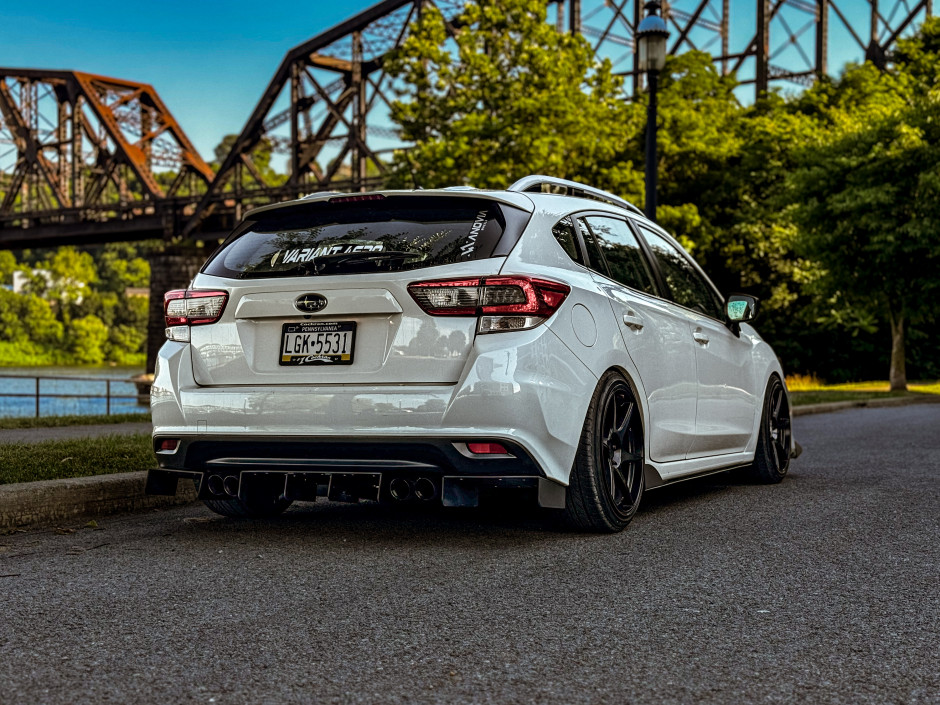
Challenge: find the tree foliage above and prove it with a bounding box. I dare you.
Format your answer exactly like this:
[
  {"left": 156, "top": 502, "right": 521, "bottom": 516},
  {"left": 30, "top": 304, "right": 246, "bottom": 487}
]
[
  {"left": 386, "top": 0, "right": 643, "bottom": 195},
  {"left": 0, "top": 244, "right": 152, "bottom": 367},
  {"left": 787, "top": 19, "right": 940, "bottom": 388}
]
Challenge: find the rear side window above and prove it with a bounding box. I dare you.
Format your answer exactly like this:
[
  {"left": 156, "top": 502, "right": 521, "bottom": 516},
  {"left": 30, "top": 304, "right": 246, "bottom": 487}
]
[
  {"left": 202, "top": 196, "right": 528, "bottom": 278},
  {"left": 551, "top": 217, "right": 583, "bottom": 263}
]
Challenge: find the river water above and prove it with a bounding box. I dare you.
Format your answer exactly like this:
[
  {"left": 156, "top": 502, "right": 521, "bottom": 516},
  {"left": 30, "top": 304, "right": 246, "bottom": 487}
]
[{"left": 0, "top": 366, "right": 147, "bottom": 418}]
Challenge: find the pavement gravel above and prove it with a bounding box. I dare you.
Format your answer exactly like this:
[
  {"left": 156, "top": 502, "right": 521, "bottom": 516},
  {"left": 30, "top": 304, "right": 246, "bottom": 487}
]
[{"left": 0, "top": 405, "right": 938, "bottom": 704}]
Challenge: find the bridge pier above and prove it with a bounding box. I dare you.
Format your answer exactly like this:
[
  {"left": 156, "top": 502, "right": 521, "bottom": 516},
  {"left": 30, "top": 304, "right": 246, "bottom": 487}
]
[{"left": 146, "top": 248, "right": 211, "bottom": 375}]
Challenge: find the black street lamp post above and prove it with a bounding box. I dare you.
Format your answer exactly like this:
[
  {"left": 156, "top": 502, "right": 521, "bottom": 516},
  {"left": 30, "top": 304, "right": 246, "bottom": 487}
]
[{"left": 636, "top": 0, "right": 669, "bottom": 221}]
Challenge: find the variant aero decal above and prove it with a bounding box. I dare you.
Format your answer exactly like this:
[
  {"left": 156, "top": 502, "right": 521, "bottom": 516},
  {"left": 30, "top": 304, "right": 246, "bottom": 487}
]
[{"left": 273, "top": 242, "right": 385, "bottom": 265}]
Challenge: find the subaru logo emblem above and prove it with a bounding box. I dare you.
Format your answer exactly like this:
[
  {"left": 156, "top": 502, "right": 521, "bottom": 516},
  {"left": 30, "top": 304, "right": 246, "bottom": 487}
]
[{"left": 295, "top": 294, "right": 327, "bottom": 313}]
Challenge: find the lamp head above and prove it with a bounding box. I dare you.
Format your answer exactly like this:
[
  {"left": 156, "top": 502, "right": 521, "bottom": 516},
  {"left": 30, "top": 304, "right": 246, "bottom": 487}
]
[{"left": 637, "top": 0, "right": 669, "bottom": 72}]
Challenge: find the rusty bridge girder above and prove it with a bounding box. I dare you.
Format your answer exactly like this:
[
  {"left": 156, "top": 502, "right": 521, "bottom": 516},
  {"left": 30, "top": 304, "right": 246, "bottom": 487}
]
[
  {"left": 180, "top": 0, "right": 468, "bottom": 240},
  {"left": 0, "top": 0, "right": 934, "bottom": 248},
  {"left": 575, "top": 0, "right": 933, "bottom": 93},
  {"left": 0, "top": 69, "right": 213, "bottom": 246}
]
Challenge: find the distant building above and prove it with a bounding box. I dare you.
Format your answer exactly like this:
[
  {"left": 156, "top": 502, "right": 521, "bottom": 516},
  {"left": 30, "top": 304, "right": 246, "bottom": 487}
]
[{"left": 12, "top": 269, "right": 85, "bottom": 304}]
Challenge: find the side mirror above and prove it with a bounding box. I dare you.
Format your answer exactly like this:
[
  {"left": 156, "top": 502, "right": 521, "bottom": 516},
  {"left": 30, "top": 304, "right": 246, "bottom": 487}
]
[{"left": 726, "top": 293, "right": 759, "bottom": 325}]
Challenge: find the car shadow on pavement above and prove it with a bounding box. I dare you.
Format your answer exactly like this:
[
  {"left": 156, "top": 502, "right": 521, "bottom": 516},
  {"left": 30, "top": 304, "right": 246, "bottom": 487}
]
[
  {"left": 175, "top": 469, "right": 782, "bottom": 544},
  {"left": 193, "top": 500, "right": 568, "bottom": 544},
  {"left": 640, "top": 467, "right": 802, "bottom": 515}
]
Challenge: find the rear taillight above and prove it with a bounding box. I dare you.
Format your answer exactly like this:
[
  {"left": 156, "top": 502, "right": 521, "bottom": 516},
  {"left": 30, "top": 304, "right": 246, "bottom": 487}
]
[
  {"left": 408, "top": 276, "right": 570, "bottom": 333},
  {"left": 164, "top": 289, "right": 228, "bottom": 342},
  {"left": 328, "top": 194, "right": 386, "bottom": 203}
]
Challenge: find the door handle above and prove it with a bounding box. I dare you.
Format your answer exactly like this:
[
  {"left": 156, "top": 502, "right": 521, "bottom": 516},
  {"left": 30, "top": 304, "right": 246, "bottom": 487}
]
[
  {"left": 622, "top": 313, "right": 644, "bottom": 331},
  {"left": 692, "top": 330, "right": 709, "bottom": 345}
]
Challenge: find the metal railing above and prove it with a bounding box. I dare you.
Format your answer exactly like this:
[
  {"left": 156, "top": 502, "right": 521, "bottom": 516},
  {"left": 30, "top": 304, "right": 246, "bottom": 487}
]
[{"left": 0, "top": 374, "right": 142, "bottom": 418}]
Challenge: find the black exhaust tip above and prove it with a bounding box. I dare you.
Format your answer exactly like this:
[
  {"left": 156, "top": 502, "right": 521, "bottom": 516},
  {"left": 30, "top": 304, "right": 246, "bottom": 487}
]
[
  {"left": 414, "top": 477, "right": 437, "bottom": 501},
  {"left": 207, "top": 475, "right": 225, "bottom": 495},
  {"left": 222, "top": 475, "right": 239, "bottom": 497},
  {"left": 389, "top": 477, "right": 413, "bottom": 501}
]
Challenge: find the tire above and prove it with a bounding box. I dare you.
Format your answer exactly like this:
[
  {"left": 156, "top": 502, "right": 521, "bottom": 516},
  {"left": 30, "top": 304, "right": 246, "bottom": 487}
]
[
  {"left": 564, "top": 371, "right": 645, "bottom": 533},
  {"left": 203, "top": 496, "right": 293, "bottom": 519},
  {"left": 748, "top": 375, "right": 792, "bottom": 484}
]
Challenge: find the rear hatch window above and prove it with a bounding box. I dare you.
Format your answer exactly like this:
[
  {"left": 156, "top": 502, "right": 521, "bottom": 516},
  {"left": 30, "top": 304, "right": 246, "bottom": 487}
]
[{"left": 202, "top": 195, "right": 530, "bottom": 279}]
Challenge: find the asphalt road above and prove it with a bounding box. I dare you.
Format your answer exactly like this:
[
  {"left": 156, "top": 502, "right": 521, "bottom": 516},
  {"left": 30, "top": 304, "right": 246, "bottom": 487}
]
[{"left": 1, "top": 405, "right": 938, "bottom": 704}]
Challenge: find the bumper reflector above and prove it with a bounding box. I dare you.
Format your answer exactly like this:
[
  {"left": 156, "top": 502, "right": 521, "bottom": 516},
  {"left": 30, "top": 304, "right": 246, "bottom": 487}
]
[{"left": 466, "top": 442, "right": 509, "bottom": 455}]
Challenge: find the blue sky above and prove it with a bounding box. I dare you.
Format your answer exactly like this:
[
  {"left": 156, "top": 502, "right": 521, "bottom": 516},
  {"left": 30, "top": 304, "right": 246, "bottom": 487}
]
[{"left": 1, "top": 0, "right": 921, "bottom": 161}]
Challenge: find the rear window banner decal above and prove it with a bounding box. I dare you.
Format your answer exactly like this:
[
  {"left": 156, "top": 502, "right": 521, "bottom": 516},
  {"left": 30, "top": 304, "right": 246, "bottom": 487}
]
[{"left": 461, "top": 210, "right": 489, "bottom": 258}]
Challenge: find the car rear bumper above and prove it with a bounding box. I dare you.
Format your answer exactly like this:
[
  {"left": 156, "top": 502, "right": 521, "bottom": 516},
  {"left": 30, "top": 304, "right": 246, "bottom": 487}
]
[
  {"left": 151, "top": 326, "right": 599, "bottom": 485},
  {"left": 147, "top": 434, "right": 567, "bottom": 508}
]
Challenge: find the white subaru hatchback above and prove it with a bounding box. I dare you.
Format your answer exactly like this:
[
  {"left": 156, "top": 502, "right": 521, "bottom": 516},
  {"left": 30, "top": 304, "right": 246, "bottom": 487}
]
[{"left": 147, "top": 176, "right": 795, "bottom": 532}]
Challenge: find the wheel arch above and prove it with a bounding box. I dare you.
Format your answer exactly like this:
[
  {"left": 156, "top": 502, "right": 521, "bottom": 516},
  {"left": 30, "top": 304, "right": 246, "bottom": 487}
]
[
  {"left": 600, "top": 363, "right": 664, "bottom": 490},
  {"left": 746, "top": 350, "right": 791, "bottom": 456}
]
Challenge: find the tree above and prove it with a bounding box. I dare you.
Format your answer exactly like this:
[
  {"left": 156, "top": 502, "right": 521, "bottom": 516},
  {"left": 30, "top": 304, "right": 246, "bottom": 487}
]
[
  {"left": 67, "top": 315, "right": 109, "bottom": 365},
  {"left": 212, "top": 134, "right": 286, "bottom": 190},
  {"left": 95, "top": 243, "right": 150, "bottom": 293},
  {"left": 385, "top": 0, "right": 643, "bottom": 195},
  {"left": 22, "top": 247, "right": 98, "bottom": 325},
  {"left": 0, "top": 250, "right": 16, "bottom": 286},
  {"left": 787, "top": 21, "right": 940, "bottom": 389}
]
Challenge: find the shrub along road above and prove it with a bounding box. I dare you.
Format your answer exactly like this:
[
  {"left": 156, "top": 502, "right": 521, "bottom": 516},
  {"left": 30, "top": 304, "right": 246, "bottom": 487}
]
[{"left": 0, "top": 405, "right": 938, "bottom": 704}]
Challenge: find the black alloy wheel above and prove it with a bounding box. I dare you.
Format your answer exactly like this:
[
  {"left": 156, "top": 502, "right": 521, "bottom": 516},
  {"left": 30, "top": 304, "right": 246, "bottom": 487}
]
[
  {"left": 750, "top": 375, "right": 792, "bottom": 483},
  {"left": 565, "top": 371, "right": 645, "bottom": 532}
]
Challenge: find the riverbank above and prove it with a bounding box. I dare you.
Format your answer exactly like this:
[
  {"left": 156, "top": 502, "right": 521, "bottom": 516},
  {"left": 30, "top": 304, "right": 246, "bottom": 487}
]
[{"left": 0, "top": 413, "right": 149, "bottom": 430}]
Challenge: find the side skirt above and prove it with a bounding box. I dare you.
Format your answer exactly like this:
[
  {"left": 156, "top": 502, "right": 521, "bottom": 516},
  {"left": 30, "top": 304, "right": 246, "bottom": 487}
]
[{"left": 643, "top": 462, "right": 752, "bottom": 490}]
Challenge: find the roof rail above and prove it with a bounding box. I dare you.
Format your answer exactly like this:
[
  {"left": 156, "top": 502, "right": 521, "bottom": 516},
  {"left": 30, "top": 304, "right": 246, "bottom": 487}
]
[{"left": 507, "top": 175, "right": 644, "bottom": 216}]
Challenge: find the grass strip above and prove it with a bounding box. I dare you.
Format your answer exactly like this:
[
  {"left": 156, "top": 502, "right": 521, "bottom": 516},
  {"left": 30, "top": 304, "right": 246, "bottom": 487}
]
[
  {"left": 0, "top": 433, "right": 153, "bottom": 485},
  {"left": 0, "top": 413, "right": 150, "bottom": 430},
  {"left": 787, "top": 379, "right": 940, "bottom": 406},
  {"left": 790, "top": 390, "right": 932, "bottom": 406}
]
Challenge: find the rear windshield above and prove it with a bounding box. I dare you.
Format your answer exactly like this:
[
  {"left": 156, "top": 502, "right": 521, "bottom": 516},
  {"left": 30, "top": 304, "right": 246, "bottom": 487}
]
[{"left": 202, "top": 195, "right": 529, "bottom": 278}]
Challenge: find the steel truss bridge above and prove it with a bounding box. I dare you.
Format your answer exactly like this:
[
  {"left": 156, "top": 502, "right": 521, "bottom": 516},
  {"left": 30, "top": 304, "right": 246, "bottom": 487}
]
[{"left": 0, "top": 0, "right": 933, "bottom": 251}]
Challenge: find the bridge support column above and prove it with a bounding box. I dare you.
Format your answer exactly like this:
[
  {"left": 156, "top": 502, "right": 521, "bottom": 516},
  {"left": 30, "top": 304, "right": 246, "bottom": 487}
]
[{"left": 146, "top": 249, "right": 210, "bottom": 375}]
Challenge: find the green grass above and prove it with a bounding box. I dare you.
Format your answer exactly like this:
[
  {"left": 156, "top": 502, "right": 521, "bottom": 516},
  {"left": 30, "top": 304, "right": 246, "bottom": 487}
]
[
  {"left": 0, "top": 433, "right": 153, "bottom": 485},
  {"left": 0, "top": 412, "right": 150, "bottom": 430},
  {"left": 788, "top": 380, "right": 940, "bottom": 407},
  {"left": 789, "top": 390, "right": 915, "bottom": 406}
]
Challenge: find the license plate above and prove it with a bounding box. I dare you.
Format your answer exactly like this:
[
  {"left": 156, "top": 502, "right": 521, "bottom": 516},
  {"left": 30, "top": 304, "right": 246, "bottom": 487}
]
[{"left": 280, "top": 321, "right": 356, "bottom": 366}]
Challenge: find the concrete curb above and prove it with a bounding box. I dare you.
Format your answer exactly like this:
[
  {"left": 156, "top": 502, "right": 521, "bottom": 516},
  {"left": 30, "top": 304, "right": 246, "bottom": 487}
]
[
  {"left": 1, "top": 394, "right": 937, "bottom": 530},
  {"left": 792, "top": 394, "right": 940, "bottom": 417},
  {"left": 0, "top": 471, "right": 196, "bottom": 530}
]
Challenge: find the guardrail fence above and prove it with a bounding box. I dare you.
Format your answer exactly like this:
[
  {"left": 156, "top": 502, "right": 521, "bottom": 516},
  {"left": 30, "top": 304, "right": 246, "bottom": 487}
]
[{"left": 0, "top": 374, "right": 144, "bottom": 418}]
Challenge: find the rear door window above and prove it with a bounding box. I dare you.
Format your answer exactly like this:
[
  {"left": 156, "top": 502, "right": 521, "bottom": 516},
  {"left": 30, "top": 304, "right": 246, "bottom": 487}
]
[
  {"left": 202, "top": 196, "right": 528, "bottom": 278},
  {"left": 576, "top": 217, "right": 610, "bottom": 277},
  {"left": 639, "top": 226, "right": 724, "bottom": 319}
]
